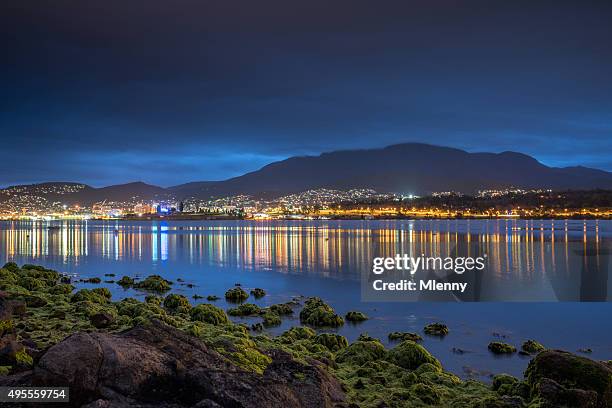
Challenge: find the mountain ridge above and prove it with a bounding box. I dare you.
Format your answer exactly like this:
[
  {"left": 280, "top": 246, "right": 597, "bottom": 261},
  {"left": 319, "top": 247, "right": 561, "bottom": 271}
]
[{"left": 1, "top": 143, "right": 611, "bottom": 203}]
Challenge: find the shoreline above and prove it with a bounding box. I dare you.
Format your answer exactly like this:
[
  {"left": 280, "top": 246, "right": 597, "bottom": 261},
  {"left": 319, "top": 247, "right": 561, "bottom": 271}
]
[{"left": 1, "top": 263, "right": 611, "bottom": 406}]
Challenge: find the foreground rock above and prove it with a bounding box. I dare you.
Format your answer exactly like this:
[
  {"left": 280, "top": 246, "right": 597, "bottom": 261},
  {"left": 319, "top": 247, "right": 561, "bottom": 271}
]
[
  {"left": 525, "top": 349, "right": 612, "bottom": 407},
  {"left": 1, "top": 319, "right": 346, "bottom": 408}
]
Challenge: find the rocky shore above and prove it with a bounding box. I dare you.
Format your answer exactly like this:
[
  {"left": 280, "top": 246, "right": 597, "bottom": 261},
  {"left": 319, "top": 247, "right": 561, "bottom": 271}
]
[{"left": 0, "top": 263, "right": 611, "bottom": 407}]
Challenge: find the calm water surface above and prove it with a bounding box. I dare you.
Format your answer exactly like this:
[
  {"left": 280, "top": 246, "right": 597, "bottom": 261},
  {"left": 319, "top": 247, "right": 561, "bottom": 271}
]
[{"left": 0, "top": 219, "right": 610, "bottom": 379}]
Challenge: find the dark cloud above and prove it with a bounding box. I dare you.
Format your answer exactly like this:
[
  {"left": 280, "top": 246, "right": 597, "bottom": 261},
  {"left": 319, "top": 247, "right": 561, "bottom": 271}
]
[{"left": 0, "top": 0, "right": 611, "bottom": 187}]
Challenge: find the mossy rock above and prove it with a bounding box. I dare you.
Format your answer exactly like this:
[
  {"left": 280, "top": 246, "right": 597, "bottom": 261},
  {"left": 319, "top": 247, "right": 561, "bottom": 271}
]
[
  {"left": 225, "top": 287, "right": 249, "bottom": 303},
  {"left": 46, "top": 283, "right": 75, "bottom": 295},
  {"left": 299, "top": 297, "right": 344, "bottom": 328},
  {"left": 83, "top": 277, "right": 102, "bottom": 284},
  {"left": 190, "top": 304, "right": 229, "bottom": 325},
  {"left": 336, "top": 340, "right": 387, "bottom": 366},
  {"left": 280, "top": 326, "right": 316, "bottom": 342},
  {"left": 388, "top": 331, "right": 423, "bottom": 342},
  {"left": 269, "top": 302, "right": 294, "bottom": 315},
  {"left": 525, "top": 350, "right": 612, "bottom": 406},
  {"left": 522, "top": 339, "right": 545, "bottom": 354},
  {"left": 411, "top": 383, "right": 442, "bottom": 404},
  {"left": 71, "top": 288, "right": 111, "bottom": 304},
  {"left": 250, "top": 288, "right": 266, "bottom": 298},
  {"left": 262, "top": 312, "right": 281, "bottom": 327},
  {"left": 17, "top": 276, "right": 46, "bottom": 291},
  {"left": 345, "top": 311, "right": 368, "bottom": 322},
  {"left": 117, "top": 276, "right": 134, "bottom": 287},
  {"left": 314, "top": 333, "right": 349, "bottom": 352},
  {"left": 23, "top": 295, "right": 47, "bottom": 308},
  {"left": 2, "top": 262, "right": 19, "bottom": 273},
  {"left": 145, "top": 295, "right": 163, "bottom": 305},
  {"left": 133, "top": 275, "right": 172, "bottom": 293},
  {"left": 207, "top": 295, "right": 220, "bottom": 301},
  {"left": 228, "top": 303, "right": 262, "bottom": 317},
  {"left": 387, "top": 340, "right": 443, "bottom": 371},
  {"left": 488, "top": 342, "right": 516, "bottom": 354},
  {"left": 163, "top": 294, "right": 191, "bottom": 313},
  {"left": 424, "top": 322, "right": 449, "bottom": 336}
]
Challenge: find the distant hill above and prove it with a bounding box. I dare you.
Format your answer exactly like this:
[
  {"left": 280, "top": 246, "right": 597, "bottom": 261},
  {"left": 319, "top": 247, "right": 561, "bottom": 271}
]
[
  {"left": 168, "top": 143, "right": 612, "bottom": 198},
  {"left": 0, "top": 181, "right": 168, "bottom": 207},
  {"left": 2, "top": 144, "right": 611, "bottom": 204}
]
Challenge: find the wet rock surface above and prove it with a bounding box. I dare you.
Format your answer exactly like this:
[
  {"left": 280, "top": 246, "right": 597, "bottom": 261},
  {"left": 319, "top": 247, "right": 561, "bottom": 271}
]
[
  {"left": 1, "top": 320, "right": 347, "bottom": 408},
  {"left": 525, "top": 349, "right": 612, "bottom": 407}
]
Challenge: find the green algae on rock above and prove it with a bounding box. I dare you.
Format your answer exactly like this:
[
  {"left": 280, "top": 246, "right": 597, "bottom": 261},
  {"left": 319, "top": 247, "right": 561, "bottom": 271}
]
[
  {"left": 521, "top": 339, "right": 546, "bottom": 354},
  {"left": 206, "top": 295, "right": 220, "bottom": 301},
  {"left": 163, "top": 294, "right": 192, "bottom": 314},
  {"left": 228, "top": 303, "right": 262, "bottom": 317},
  {"left": 488, "top": 342, "right": 517, "bottom": 354},
  {"left": 269, "top": 302, "right": 294, "bottom": 315},
  {"left": 387, "top": 340, "right": 443, "bottom": 371},
  {"left": 299, "top": 297, "right": 344, "bottom": 328},
  {"left": 262, "top": 312, "right": 281, "bottom": 327},
  {"left": 345, "top": 311, "right": 368, "bottom": 322},
  {"left": 388, "top": 331, "right": 423, "bottom": 342},
  {"left": 116, "top": 276, "right": 134, "bottom": 287},
  {"left": 189, "top": 303, "right": 229, "bottom": 325},
  {"left": 250, "top": 288, "right": 266, "bottom": 298},
  {"left": 314, "top": 333, "right": 349, "bottom": 352},
  {"left": 133, "top": 275, "right": 172, "bottom": 293},
  {"left": 225, "top": 287, "right": 249, "bottom": 303},
  {"left": 423, "top": 322, "right": 449, "bottom": 336}
]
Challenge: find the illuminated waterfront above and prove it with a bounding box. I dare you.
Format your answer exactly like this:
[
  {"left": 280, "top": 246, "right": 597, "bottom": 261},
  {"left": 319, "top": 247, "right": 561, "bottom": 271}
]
[{"left": 0, "top": 219, "right": 611, "bottom": 378}]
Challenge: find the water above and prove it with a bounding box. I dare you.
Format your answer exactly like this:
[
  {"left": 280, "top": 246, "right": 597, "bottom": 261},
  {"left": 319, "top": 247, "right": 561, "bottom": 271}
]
[{"left": 0, "top": 219, "right": 610, "bottom": 380}]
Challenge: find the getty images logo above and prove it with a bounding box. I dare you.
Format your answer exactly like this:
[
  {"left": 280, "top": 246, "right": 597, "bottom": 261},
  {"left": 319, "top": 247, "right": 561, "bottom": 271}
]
[{"left": 372, "top": 254, "right": 487, "bottom": 275}]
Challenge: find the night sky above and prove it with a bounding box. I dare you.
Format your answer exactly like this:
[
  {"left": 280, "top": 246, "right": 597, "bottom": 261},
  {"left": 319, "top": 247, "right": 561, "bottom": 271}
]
[{"left": 1, "top": 1, "right": 611, "bottom": 187}]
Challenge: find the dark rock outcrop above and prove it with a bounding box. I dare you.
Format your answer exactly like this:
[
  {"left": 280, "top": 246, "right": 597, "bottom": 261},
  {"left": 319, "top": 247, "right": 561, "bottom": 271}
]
[
  {"left": 0, "top": 320, "right": 346, "bottom": 408},
  {"left": 525, "top": 349, "right": 612, "bottom": 407}
]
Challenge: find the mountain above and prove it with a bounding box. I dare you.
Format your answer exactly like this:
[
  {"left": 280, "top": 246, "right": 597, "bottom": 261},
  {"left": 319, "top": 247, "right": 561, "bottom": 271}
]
[
  {"left": 2, "top": 144, "right": 611, "bottom": 204},
  {"left": 169, "top": 143, "right": 612, "bottom": 198}
]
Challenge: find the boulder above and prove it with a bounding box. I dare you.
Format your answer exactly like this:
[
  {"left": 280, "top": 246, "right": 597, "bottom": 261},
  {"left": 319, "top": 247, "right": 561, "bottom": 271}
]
[
  {"left": 90, "top": 312, "right": 114, "bottom": 329},
  {"left": 525, "top": 350, "right": 612, "bottom": 407},
  {"left": 7, "top": 320, "right": 346, "bottom": 407}
]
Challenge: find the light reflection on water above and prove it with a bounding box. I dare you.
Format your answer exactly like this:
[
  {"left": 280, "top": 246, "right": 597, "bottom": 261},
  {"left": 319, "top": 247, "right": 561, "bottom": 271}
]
[
  {"left": 0, "top": 219, "right": 610, "bottom": 378},
  {"left": 1, "top": 219, "right": 609, "bottom": 300}
]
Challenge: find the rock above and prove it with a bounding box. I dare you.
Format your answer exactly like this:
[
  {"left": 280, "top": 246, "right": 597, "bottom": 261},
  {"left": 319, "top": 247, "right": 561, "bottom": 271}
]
[
  {"left": 269, "top": 302, "right": 294, "bottom": 315},
  {"left": 228, "top": 303, "right": 262, "bottom": 317},
  {"left": 488, "top": 342, "right": 516, "bottom": 354},
  {"left": 314, "top": 333, "right": 349, "bottom": 352},
  {"left": 388, "top": 332, "right": 422, "bottom": 342},
  {"left": 189, "top": 304, "right": 229, "bottom": 325},
  {"left": 521, "top": 339, "right": 545, "bottom": 354},
  {"left": 206, "top": 295, "right": 220, "bottom": 301},
  {"left": 84, "top": 277, "right": 102, "bottom": 284},
  {"left": 116, "top": 276, "right": 134, "bottom": 288},
  {"left": 299, "top": 297, "right": 344, "bottom": 328},
  {"left": 345, "top": 311, "right": 368, "bottom": 322},
  {"left": 251, "top": 288, "right": 266, "bottom": 298},
  {"left": 24, "top": 295, "right": 47, "bottom": 308},
  {"left": 280, "top": 327, "right": 316, "bottom": 342},
  {"left": 579, "top": 348, "right": 594, "bottom": 354},
  {"left": 335, "top": 340, "right": 386, "bottom": 366},
  {"left": 387, "top": 340, "right": 443, "bottom": 371},
  {"left": 262, "top": 312, "right": 281, "bottom": 327},
  {"left": 163, "top": 294, "right": 191, "bottom": 313},
  {"left": 424, "top": 323, "right": 449, "bottom": 336},
  {"left": 90, "top": 312, "right": 114, "bottom": 329},
  {"left": 225, "top": 287, "right": 249, "bottom": 303},
  {"left": 133, "top": 275, "right": 172, "bottom": 293},
  {"left": 4, "top": 320, "right": 345, "bottom": 407},
  {"left": 525, "top": 349, "right": 612, "bottom": 407}
]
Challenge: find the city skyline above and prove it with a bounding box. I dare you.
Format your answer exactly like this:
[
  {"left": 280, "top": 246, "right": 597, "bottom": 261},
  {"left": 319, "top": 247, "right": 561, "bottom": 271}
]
[{"left": 2, "top": 1, "right": 612, "bottom": 187}]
